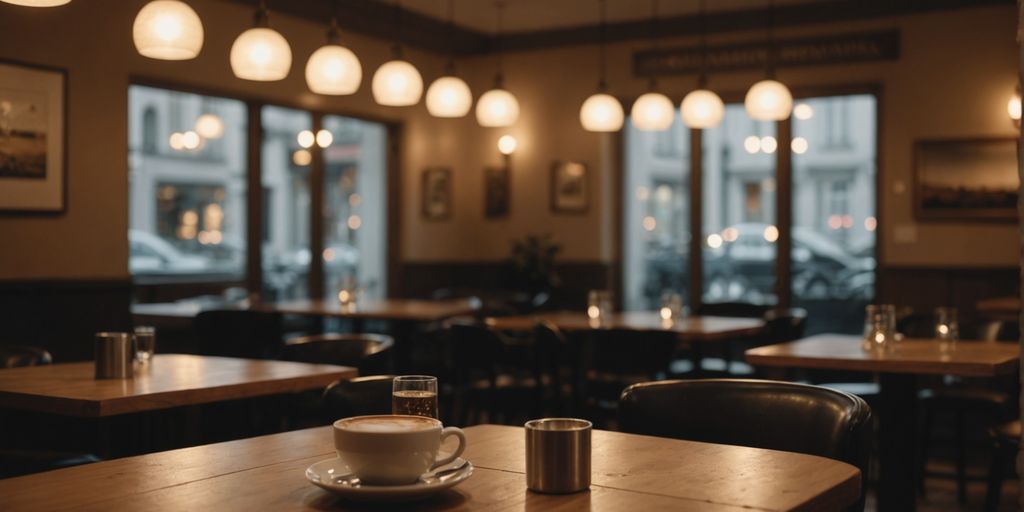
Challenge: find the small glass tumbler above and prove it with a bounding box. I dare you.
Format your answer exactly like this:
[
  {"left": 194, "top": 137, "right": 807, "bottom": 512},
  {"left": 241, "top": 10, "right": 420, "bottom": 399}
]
[
  {"left": 392, "top": 375, "right": 439, "bottom": 419},
  {"left": 525, "top": 418, "right": 592, "bottom": 494},
  {"left": 863, "top": 304, "right": 896, "bottom": 353},
  {"left": 587, "top": 290, "right": 613, "bottom": 327},
  {"left": 659, "top": 292, "right": 684, "bottom": 323},
  {"left": 133, "top": 326, "right": 156, "bottom": 364},
  {"left": 934, "top": 307, "right": 959, "bottom": 354}
]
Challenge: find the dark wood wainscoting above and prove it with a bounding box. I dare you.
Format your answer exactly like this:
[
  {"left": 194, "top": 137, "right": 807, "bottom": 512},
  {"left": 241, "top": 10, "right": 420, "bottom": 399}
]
[
  {"left": 877, "top": 266, "right": 1019, "bottom": 319},
  {"left": 398, "top": 261, "right": 615, "bottom": 309},
  {"left": 0, "top": 279, "right": 132, "bottom": 362}
]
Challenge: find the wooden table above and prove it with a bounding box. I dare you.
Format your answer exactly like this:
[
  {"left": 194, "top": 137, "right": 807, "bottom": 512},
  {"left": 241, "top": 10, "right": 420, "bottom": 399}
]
[
  {"left": 0, "top": 424, "right": 861, "bottom": 511},
  {"left": 259, "top": 298, "right": 479, "bottom": 323},
  {"left": 486, "top": 311, "right": 765, "bottom": 341},
  {"left": 746, "top": 334, "right": 1020, "bottom": 512},
  {"left": 0, "top": 354, "right": 356, "bottom": 417},
  {"left": 976, "top": 296, "right": 1020, "bottom": 322}
]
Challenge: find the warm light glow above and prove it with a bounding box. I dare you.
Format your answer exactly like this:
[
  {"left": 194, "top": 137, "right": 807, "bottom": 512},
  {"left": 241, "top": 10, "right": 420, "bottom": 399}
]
[
  {"left": 338, "top": 290, "right": 352, "bottom": 304},
  {"left": 323, "top": 247, "right": 336, "bottom": 262},
  {"left": 828, "top": 214, "right": 843, "bottom": 230},
  {"left": 642, "top": 216, "right": 656, "bottom": 231},
  {"left": 721, "top": 227, "right": 738, "bottom": 242},
  {"left": 579, "top": 93, "right": 624, "bottom": 132},
  {"left": 841, "top": 214, "right": 854, "bottom": 229},
  {"left": 660, "top": 307, "right": 672, "bottom": 320},
  {"left": 476, "top": 88, "right": 520, "bottom": 127},
  {"left": 305, "top": 44, "right": 361, "bottom": 95},
  {"left": 292, "top": 149, "right": 311, "bottom": 166},
  {"left": 791, "top": 136, "right": 808, "bottom": 154},
  {"left": 194, "top": 114, "right": 224, "bottom": 139},
  {"left": 743, "top": 135, "right": 761, "bottom": 154},
  {"left": 706, "top": 233, "right": 723, "bottom": 249},
  {"left": 793, "top": 103, "right": 813, "bottom": 120},
  {"left": 425, "top": 76, "right": 472, "bottom": 118},
  {"left": 744, "top": 79, "right": 793, "bottom": 121},
  {"left": 316, "top": 129, "right": 333, "bottom": 148},
  {"left": 133, "top": 0, "right": 203, "bottom": 60},
  {"left": 864, "top": 216, "right": 877, "bottom": 232},
  {"left": 763, "top": 225, "right": 779, "bottom": 243},
  {"left": 680, "top": 89, "right": 724, "bottom": 128},
  {"left": 631, "top": 92, "right": 674, "bottom": 131},
  {"left": 497, "top": 135, "right": 517, "bottom": 155},
  {"left": 297, "top": 130, "right": 315, "bottom": 148},
  {"left": 587, "top": 305, "right": 601, "bottom": 319},
  {"left": 230, "top": 27, "right": 292, "bottom": 81},
  {"left": 636, "top": 186, "right": 649, "bottom": 201},
  {"left": 1, "top": 0, "right": 71, "bottom": 6},
  {"left": 181, "top": 130, "right": 200, "bottom": 150},
  {"left": 169, "top": 132, "right": 185, "bottom": 150},
  {"left": 349, "top": 193, "right": 361, "bottom": 206},
  {"left": 938, "top": 324, "right": 949, "bottom": 335},
  {"left": 371, "top": 60, "right": 423, "bottom": 106},
  {"left": 1009, "top": 93, "right": 1022, "bottom": 121},
  {"left": 760, "top": 136, "right": 778, "bottom": 154},
  {"left": 655, "top": 185, "right": 672, "bottom": 202},
  {"left": 347, "top": 215, "right": 361, "bottom": 230}
]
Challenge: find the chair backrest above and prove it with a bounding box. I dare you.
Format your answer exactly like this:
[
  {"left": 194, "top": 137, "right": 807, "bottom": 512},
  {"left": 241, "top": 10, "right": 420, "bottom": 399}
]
[
  {"left": 193, "top": 310, "right": 284, "bottom": 359},
  {"left": 697, "top": 302, "right": 770, "bottom": 318},
  {"left": 447, "top": 322, "right": 503, "bottom": 383},
  {"left": 620, "top": 379, "right": 872, "bottom": 479},
  {"left": 282, "top": 333, "right": 394, "bottom": 374},
  {"left": 322, "top": 375, "right": 395, "bottom": 420},
  {"left": 761, "top": 307, "right": 808, "bottom": 344},
  {"left": 573, "top": 329, "right": 678, "bottom": 377},
  {"left": 0, "top": 345, "right": 53, "bottom": 368}
]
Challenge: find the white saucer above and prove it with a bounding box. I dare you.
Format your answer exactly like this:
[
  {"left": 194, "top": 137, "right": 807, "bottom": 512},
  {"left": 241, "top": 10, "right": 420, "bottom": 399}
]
[{"left": 305, "top": 457, "right": 473, "bottom": 502}]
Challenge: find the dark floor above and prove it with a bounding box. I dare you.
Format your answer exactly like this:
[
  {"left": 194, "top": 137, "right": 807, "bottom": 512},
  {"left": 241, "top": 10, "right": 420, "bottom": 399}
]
[{"left": 866, "top": 461, "right": 1020, "bottom": 512}]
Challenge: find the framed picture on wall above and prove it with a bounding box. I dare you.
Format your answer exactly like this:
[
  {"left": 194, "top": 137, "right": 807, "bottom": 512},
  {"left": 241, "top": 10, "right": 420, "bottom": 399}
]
[
  {"left": 913, "top": 137, "right": 1018, "bottom": 222},
  {"left": 484, "top": 166, "right": 509, "bottom": 218},
  {"left": 550, "top": 161, "right": 588, "bottom": 214},
  {"left": 421, "top": 167, "right": 452, "bottom": 220},
  {"left": 0, "top": 60, "right": 67, "bottom": 214}
]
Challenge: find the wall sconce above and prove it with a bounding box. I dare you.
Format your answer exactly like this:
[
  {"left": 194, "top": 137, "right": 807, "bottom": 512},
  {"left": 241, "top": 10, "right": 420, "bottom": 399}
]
[
  {"left": 497, "top": 134, "right": 517, "bottom": 164},
  {"left": 1008, "top": 86, "right": 1021, "bottom": 129}
]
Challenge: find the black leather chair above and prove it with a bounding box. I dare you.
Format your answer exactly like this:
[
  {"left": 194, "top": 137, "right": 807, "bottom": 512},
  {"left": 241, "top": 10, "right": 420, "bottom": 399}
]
[
  {"left": 0, "top": 345, "right": 52, "bottom": 368},
  {"left": 620, "top": 379, "right": 872, "bottom": 511},
  {"left": 984, "top": 419, "right": 1019, "bottom": 512},
  {"left": 322, "top": 375, "right": 395, "bottom": 421},
  {"left": 281, "top": 333, "right": 394, "bottom": 375},
  {"left": 193, "top": 309, "right": 284, "bottom": 359}
]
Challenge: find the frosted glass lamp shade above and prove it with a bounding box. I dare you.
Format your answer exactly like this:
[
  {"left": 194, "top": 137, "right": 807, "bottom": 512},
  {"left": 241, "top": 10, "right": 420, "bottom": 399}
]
[
  {"left": 475, "top": 88, "right": 520, "bottom": 127},
  {"left": 680, "top": 89, "right": 725, "bottom": 129},
  {"left": 1, "top": 0, "right": 71, "bottom": 6},
  {"left": 371, "top": 60, "right": 423, "bottom": 106},
  {"left": 230, "top": 27, "right": 292, "bottom": 81},
  {"left": 305, "top": 44, "right": 362, "bottom": 95},
  {"left": 425, "top": 76, "right": 472, "bottom": 118},
  {"left": 579, "top": 93, "right": 624, "bottom": 132},
  {"left": 631, "top": 92, "right": 674, "bottom": 131},
  {"left": 744, "top": 79, "right": 793, "bottom": 121},
  {"left": 133, "top": 0, "right": 204, "bottom": 60}
]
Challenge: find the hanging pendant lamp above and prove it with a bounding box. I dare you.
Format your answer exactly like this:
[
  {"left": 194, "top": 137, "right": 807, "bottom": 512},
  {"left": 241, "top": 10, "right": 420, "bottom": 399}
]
[
  {"left": 426, "top": 0, "right": 472, "bottom": 117},
  {"left": 305, "top": 2, "right": 362, "bottom": 95},
  {"left": 476, "top": 1, "right": 519, "bottom": 127},
  {"left": 744, "top": 0, "right": 791, "bottom": 121},
  {"left": 680, "top": 0, "right": 724, "bottom": 128},
  {"left": 579, "top": 0, "right": 623, "bottom": 132},
  {"left": 1, "top": 0, "right": 70, "bottom": 6},
  {"left": 372, "top": 0, "right": 423, "bottom": 106},
  {"left": 630, "top": 0, "right": 673, "bottom": 131},
  {"left": 230, "top": 0, "right": 292, "bottom": 81},
  {"left": 133, "top": 0, "right": 204, "bottom": 60}
]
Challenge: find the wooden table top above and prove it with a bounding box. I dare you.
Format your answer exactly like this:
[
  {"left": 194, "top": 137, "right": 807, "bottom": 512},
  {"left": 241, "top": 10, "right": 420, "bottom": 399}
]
[
  {"left": 746, "top": 334, "right": 1020, "bottom": 377},
  {"left": 0, "top": 354, "right": 356, "bottom": 417},
  {"left": 486, "top": 311, "right": 765, "bottom": 342},
  {"left": 258, "top": 298, "right": 479, "bottom": 322},
  {"left": 0, "top": 424, "right": 860, "bottom": 511}
]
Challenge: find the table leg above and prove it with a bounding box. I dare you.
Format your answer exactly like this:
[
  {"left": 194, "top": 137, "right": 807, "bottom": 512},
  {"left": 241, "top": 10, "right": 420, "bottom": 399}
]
[
  {"left": 689, "top": 342, "right": 705, "bottom": 378},
  {"left": 877, "top": 373, "right": 918, "bottom": 511}
]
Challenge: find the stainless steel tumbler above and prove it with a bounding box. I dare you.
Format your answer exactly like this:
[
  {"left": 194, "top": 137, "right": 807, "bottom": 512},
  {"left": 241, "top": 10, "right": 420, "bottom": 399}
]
[
  {"left": 95, "top": 332, "right": 134, "bottom": 379},
  {"left": 525, "top": 418, "right": 592, "bottom": 493}
]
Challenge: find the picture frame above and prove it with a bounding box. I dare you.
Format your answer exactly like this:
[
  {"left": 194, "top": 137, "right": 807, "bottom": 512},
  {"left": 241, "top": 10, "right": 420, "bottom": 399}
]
[
  {"left": 0, "top": 60, "right": 67, "bottom": 214},
  {"left": 421, "top": 167, "right": 452, "bottom": 220},
  {"left": 484, "top": 166, "right": 509, "bottom": 218},
  {"left": 913, "top": 137, "right": 1018, "bottom": 222},
  {"left": 550, "top": 161, "right": 589, "bottom": 214}
]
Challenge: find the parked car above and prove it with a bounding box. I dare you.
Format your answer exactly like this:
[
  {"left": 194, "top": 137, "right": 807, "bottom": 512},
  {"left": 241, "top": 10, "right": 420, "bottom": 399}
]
[{"left": 129, "top": 230, "right": 210, "bottom": 275}]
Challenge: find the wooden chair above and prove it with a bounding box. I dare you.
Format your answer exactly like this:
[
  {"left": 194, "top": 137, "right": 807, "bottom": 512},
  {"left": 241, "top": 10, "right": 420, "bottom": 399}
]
[
  {"left": 281, "top": 333, "right": 393, "bottom": 375},
  {"left": 322, "top": 375, "right": 396, "bottom": 421}
]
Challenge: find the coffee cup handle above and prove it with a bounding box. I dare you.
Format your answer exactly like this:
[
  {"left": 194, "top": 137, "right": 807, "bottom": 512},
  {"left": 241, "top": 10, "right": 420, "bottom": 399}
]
[{"left": 431, "top": 426, "right": 467, "bottom": 470}]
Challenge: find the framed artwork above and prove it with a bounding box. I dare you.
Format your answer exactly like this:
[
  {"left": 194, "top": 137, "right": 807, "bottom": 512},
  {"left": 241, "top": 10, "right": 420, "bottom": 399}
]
[
  {"left": 421, "top": 167, "right": 451, "bottom": 220},
  {"left": 913, "top": 138, "right": 1018, "bottom": 222},
  {"left": 484, "top": 166, "right": 509, "bottom": 218},
  {"left": 550, "top": 161, "right": 588, "bottom": 213},
  {"left": 0, "top": 60, "right": 67, "bottom": 214}
]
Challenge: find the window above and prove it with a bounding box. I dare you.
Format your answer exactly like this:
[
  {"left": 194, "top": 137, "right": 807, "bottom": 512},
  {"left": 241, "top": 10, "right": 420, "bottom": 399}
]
[
  {"left": 128, "top": 85, "right": 247, "bottom": 280},
  {"left": 622, "top": 113, "right": 691, "bottom": 310}
]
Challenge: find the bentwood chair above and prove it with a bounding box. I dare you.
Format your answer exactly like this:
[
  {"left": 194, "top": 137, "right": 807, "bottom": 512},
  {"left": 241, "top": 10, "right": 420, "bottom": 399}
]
[
  {"left": 282, "top": 333, "right": 394, "bottom": 375},
  {"left": 322, "top": 375, "right": 396, "bottom": 421},
  {"left": 620, "top": 379, "right": 872, "bottom": 511}
]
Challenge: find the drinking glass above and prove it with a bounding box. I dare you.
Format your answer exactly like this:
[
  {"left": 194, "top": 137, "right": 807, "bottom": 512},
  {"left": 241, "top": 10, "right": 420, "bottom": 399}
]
[
  {"left": 862, "top": 304, "right": 896, "bottom": 352},
  {"left": 659, "top": 292, "right": 684, "bottom": 322},
  {"left": 934, "top": 307, "right": 959, "bottom": 354},
  {"left": 587, "top": 290, "right": 613, "bottom": 327},
  {"left": 392, "top": 375, "right": 439, "bottom": 419},
  {"left": 337, "top": 276, "right": 359, "bottom": 309},
  {"left": 133, "top": 326, "right": 156, "bottom": 363}
]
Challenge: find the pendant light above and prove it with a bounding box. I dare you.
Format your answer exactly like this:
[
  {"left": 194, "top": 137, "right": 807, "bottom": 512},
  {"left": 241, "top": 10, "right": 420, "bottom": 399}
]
[
  {"left": 476, "top": 1, "right": 519, "bottom": 127},
  {"left": 305, "top": 1, "right": 362, "bottom": 95},
  {"left": 425, "top": 0, "right": 472, "bottom": 117},
  {"left": 630, "top": 0, "right": 673, "bottom": 132},
  {"left": 0, "top": 0, "right": 70, "bottom": 6},
  {"left": 230, "top": 0, "right": 292, "bottom": 81},
  {"left": 372, "top": 0, "right": 423, "bottom": 106},
  {"left": 133, "top": 0, "right": 204, "bottom": 61},
  {"left": 579, "top": 0, "right": 623, "bottom": 132},
  {"left": 680, "top": 0, "right": 724, "bottom": 128},
  {"left": 744, "top": 0, "right": 792, "bottom": 121}
]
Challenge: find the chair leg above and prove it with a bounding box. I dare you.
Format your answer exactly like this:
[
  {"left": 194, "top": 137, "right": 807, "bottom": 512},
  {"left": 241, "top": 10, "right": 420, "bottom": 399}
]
[
  {"left": 955, "top": 411, "right": 967, "bottom": 504},
  {"left": 983, "top": 438, "right": 1006, "bottom": 512},
  {"left": 917, "top": 405, "right": 933, "bottom": 498}
]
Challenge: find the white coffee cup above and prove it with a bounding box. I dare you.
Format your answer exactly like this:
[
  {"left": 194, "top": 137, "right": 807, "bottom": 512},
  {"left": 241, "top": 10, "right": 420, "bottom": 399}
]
[{"left": 333, "top": 415, "right": 467, "bottom": 486}]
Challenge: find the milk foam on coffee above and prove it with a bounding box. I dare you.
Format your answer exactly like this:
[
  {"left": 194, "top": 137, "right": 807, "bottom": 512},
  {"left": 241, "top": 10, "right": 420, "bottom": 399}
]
[{"left": 340, "top": 416, "right": 436, "bottom": 433}]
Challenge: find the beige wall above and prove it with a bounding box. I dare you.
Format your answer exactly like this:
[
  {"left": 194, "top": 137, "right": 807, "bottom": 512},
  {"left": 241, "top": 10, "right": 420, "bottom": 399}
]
[{"left": 0, "top": 1, "right": 1017, "bottom": 281}]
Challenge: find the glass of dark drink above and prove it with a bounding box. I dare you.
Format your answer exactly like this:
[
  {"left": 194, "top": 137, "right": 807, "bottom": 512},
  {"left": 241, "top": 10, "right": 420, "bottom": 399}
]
[{"left": 392, "top": 375, "right": 439, "bottom": 419}]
